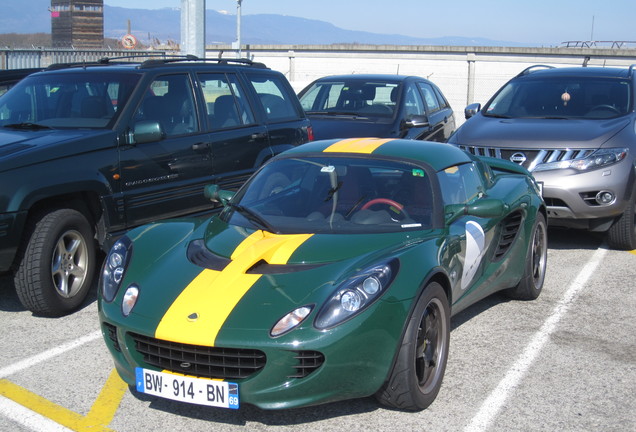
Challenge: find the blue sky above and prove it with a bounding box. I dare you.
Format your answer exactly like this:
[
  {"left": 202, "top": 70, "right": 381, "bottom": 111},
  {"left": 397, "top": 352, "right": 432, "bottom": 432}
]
[{"left": 104, "top": 0, "right": 635, "bottom": 45}]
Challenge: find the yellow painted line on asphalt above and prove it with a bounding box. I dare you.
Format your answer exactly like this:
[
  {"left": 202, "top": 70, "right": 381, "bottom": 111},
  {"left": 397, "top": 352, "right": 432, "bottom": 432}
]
[
  {"left": 85, "top": 369, "right": 129, "bottom": 428},
  {"left": 0, "top": 369, "right": 127, "bottom": 432}
]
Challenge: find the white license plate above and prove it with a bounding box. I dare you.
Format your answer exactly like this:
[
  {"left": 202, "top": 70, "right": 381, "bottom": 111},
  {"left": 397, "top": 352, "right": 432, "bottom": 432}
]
[{"left": 136, "top": 368, "right": 239, "bottom": 409}]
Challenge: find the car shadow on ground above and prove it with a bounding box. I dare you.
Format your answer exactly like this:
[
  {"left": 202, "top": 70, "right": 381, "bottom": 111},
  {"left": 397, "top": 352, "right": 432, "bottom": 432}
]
[
  {"left": 131, "top": 388, "right": 381, "bottom": 426},
  {"left": 547, "top": 226, "right": 604, "bottom": 250}
]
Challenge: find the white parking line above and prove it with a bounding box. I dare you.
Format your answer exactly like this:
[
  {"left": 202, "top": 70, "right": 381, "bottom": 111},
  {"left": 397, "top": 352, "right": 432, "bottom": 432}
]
[
  {"left": 0, "top": 330, "right": 101, "bottom": 379},
  {"left": 464, "top": 247, "right": 608, "bottom": 432},
  {"left": 0, "top": 395, "right": 73, "bottom": 432},
  {"left": 0, "top": 330, "right": 102, "bottom": 432}
]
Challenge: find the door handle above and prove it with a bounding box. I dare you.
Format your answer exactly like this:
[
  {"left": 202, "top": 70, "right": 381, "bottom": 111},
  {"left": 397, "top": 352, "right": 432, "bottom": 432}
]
[
  {"left": 192, "top": 142, "right": 209, "bottom": 151},
  {"left": 251, "top": 132, "right": 267, "bottom": 140}
]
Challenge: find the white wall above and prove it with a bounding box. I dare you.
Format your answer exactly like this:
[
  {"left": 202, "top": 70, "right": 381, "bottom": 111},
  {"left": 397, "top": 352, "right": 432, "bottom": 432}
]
[{"left": 208, "top": 44, "right": 636, "bottom": 126}]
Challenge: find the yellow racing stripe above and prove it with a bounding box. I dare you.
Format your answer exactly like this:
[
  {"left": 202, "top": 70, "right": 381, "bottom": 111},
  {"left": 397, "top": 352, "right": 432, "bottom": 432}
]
[
  {"left": 323, "top": 137, "right": 394, "bottom": 154},
  {"left": 155, "top": 230, "right": 312, "bottom": 346}
]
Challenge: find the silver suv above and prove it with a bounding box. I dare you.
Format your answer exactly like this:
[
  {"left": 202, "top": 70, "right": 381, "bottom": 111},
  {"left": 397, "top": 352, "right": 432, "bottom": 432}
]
[{"left": 449, "top": 65, "right": 635, "bottom": 249}]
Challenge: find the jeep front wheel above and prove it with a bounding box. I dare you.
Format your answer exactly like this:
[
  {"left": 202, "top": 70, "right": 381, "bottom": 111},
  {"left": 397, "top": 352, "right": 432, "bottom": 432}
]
[{"left": 14, "top": 209, "right": 96, "bottom": 316}]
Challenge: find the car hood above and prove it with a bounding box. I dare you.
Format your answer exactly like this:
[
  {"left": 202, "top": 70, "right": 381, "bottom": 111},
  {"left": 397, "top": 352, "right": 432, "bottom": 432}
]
[
  {"left": 0, "top": 128, "right": 115, "bottom": 171},
  {"left": 121, "top": 219, "right": 431, "bottom": 345},
  {"left": 453, "top": 115, "right": 631, "bottom": 149},
  {"left": 308, "top": 116, "right": 395, "bottom": 140}
]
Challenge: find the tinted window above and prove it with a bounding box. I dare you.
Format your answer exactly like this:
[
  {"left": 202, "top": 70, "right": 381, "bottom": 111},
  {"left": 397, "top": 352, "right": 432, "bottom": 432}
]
[
  {"left": 404, "top": 83, "right": 425, "bottom": 117},
  {"left": 437, "top": 163, "right": 484, "bottom": 205},
  {"left": 418, "top": 82, "right": 441, "bottom": 113},
  {"left": 0, "top": 72, "right": 140, "bottom": 128},
  {"left": 300, "top": 80, "right": 398, "bottom": 117},
  {"left": 197, "top": 73, "right": 255, "bottom": 129},
  {"left": 247, "top": 73, "right": 298, "bottom": 121},
  {"left": 229, "top": 156, "right": 435, "bottom": 234},
  {"left": 134, "top": 73, "right": 198, "bottom": 136},
  {"left": 485, "top": 76, "right": 631, "bottom": 119},
  {"left": 433, "top": 86, "right": 450, "bottom": 109}
]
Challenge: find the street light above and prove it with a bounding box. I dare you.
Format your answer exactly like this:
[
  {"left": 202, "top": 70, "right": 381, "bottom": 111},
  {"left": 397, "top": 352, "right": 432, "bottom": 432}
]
[{"left": 236, "top": 0, "right": 242, "bottom": 58}]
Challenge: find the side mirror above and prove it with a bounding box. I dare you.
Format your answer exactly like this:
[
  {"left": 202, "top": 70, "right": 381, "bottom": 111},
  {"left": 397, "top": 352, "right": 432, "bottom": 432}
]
[
  {"left": 464, "top": 103, "right": 481, "bottom": 120},
  {"left": 403, "top": 114, "right": 430, "bottom": 129},
  {"left": 131, "top": 120, "right": 163, "bottom": 144},
  {"left": 445, "top": 198, "right": 507, "bottom": 224},
  {"left": 204, "top": 184, "right": 234, "bottom": 206}
]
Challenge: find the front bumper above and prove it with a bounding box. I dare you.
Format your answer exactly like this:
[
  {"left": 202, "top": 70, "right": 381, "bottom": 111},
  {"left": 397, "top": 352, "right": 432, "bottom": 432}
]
[
  {"left": 534, "top": 159, "right": 635, "bottom": 230},
  {"left": 99, "top": 299, "right": 407, "bottom": 410},
  {"left": 0, "top": 211, "right": 27, "bottom": 272}
]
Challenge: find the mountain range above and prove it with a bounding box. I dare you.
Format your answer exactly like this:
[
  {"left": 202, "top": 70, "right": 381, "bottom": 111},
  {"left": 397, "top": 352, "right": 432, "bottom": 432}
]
[{"left": 1, "top": 0, "right": 531, "bottom": 47}]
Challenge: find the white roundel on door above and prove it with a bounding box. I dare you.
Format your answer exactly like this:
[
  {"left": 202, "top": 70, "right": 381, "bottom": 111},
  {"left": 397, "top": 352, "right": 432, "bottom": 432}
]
[{"left": 461, "top": 220, "right": 485, "bottom": 290}]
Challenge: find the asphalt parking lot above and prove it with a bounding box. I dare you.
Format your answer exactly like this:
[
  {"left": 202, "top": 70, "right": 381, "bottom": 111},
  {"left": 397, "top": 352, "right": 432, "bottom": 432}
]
[{"left": 1, "top": 228, "right": 635, "bottom": 432}]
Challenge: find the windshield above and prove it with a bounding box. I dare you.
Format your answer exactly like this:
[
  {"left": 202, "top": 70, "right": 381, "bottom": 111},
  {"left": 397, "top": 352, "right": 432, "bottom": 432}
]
[
  {"left": 225, "top": 156, "right": 435, "bottom": 234},
  {"left": 484, "top": 76, "right": 631, "bottom": 120},
  {"left": 300, "top": 80, "right": 399, "bottom": 117},
  {"left": 0, "top": 71, "right": 141, "bottom": 129}
]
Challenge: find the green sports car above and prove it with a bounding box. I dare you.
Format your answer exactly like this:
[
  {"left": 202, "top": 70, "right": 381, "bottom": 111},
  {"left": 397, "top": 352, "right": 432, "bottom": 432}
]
[{"left": 99, "top": 138, "right": 547, "bottom": 411}]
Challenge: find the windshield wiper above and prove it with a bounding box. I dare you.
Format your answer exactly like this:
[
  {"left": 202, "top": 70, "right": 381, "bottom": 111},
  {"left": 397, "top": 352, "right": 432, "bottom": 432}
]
[
  {"left": 307, "top": 111, "right": 362, "bottom": 116},
  {"left": 229, "top": 203, "right": 278, "bottom": 233},
  {"left": 3, "top": 122, "right": 52, "bottom": 130},
  {"left": 483, "top": 113, "right": 511, "bottom": 119}
]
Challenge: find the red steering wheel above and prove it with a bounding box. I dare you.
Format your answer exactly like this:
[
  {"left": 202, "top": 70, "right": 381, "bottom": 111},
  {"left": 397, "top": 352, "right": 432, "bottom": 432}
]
[{"left": 361, "top": 198, "right": 406, "bottom": 218}]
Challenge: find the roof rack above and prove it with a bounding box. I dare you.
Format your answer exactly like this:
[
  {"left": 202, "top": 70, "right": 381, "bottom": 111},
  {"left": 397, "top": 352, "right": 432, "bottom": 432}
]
[
  {"left": 516, "top": 65, "right": 555, "bottom": 77},
  {"left": 44, "top": 53, "right": 179, "bottom": 71},
  {"left": 139, "top": 57, "right": 268, "bottom": 69}
]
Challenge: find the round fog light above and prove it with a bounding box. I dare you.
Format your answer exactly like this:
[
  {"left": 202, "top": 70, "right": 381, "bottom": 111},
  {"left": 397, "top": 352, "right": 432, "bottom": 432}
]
[{"left": 596, "top": 191, "right": 615, "bottom": 205}]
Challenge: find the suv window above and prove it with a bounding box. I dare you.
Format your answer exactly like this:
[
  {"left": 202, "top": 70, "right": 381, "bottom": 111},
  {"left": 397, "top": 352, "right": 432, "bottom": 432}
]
[
  {"left": 247, "top": 73, "right": 298, "bottom": 121},
  {"left": 135, "top": 73, "right": 198, "bottom": 136},
  {"left": 198, "top": 73, "right": 255, "bottom": 129},
  {"left": 486, "top": 77, "right": 631, "bottom": 119},
  {"left": 0, "top": 72, "right": 140, "bottom": 128}
]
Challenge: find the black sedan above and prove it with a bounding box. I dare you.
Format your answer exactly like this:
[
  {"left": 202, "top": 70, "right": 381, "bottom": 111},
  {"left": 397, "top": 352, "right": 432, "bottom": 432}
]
[{"left": 298, "top": 74, "right": 455, "bottom": 142}]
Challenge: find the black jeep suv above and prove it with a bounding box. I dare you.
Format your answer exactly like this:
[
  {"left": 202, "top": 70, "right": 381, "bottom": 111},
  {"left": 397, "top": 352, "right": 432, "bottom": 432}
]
[{"left": 0, "top": 57, "right": 313, "bottom": 315}]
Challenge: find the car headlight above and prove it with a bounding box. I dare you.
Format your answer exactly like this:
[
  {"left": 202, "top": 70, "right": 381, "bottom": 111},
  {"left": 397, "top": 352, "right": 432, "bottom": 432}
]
[
  {"left": 314, "top": 260, "right": 398, "bottom": 330},
  {"left": 534, "top": 148, "right": 628, "bottom": 172},
  {"left": 101, "top": 237, "right": 132, "bottom": 303}
]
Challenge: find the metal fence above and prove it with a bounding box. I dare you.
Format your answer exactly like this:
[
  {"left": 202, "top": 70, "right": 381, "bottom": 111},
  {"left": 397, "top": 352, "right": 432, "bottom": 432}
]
[{"left": 0, "top": 48, "right": 168, "bottom": 69}]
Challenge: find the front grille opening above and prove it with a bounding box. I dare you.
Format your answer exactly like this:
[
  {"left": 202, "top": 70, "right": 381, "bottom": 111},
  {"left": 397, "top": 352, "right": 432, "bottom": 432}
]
[
  {"left": 130, "top": 333, "right": 266, "bottom": 380},
  {"left": 580, "top": 191, "right": 601, "bottom": 206},
  {"left": 544, "top": 197, "right": 568, "bottom": 208},
  {"left": 103, "top": 322, "right": 121, "bottom": 352},
  {"left": 288, "top": 350, "right": 325, "bottom": 378}
]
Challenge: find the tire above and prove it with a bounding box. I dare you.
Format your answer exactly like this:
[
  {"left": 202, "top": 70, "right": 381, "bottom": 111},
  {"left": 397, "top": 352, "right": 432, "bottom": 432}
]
[
  {"left": 376, "top": 282, "right": 450, "bottom": 411},
  {"left": 506, "top": 212, "right": 548, "bottom": 300},
  {"left": 606, "top": 183, "right": 636, "bottom": 250},
  {"left": 14, "top": 209, "right": 96, "bottom": 316}
]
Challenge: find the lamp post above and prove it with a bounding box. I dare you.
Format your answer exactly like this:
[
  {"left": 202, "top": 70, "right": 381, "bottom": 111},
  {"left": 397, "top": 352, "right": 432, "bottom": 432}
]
[{"left": 236, "top": 0, "right": 242, "bottom": 58}]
